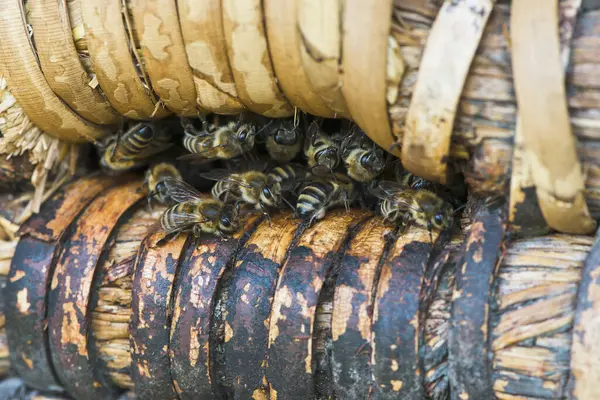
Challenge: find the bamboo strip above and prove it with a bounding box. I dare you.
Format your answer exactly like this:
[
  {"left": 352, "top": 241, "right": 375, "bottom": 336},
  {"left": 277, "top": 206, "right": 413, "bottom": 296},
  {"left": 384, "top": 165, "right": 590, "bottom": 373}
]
[
  {"left": 0, "top": 0, "right": 108, "bottom": 142},
  {"left": 79, "top": 0, "right": 170, "bottom": 119},
  {"left": 403, "top": 0, "right": 495, "bottom": 183},
  {"left": 27, "top": 0, "right": 121, "bottom": 126},
  {"left": 127, "top": 0, "right": 200, "bottom": 116},
  {"left": 511, "top": 0, "right": 595, "bottom": 234}
]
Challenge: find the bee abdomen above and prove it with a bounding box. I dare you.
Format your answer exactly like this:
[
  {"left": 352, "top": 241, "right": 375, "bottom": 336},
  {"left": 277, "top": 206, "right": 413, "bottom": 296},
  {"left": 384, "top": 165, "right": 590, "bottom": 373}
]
[
  {"left": 212, "top": 181, "right": 233, "bottom": 202},
  {"left": 183, "top": 133, "right": 207, "bottom": 154},
  {"left": 119, "top": 124, "right": 154, "bottom": 158}
]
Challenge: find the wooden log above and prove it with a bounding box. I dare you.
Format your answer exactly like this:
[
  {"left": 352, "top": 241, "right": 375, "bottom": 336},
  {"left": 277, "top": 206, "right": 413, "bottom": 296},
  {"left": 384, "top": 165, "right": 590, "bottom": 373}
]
[
  {"left": 169, "top": 217, "right": 260, "bottom": 399},
  {"left": 47, "top": 180, "right": 145, "bottom": 398},
  {"left": 90, "top": 204, "right": 166, "bottom": 391},
  {"left": 330, "top": 217, "right": 396, "bottom": 398},
  {"left": 5, "top": 175, "right": 116, "bottom": 391},
  {"left": 449, "top": 200, "right": 508, "bottom": 400},
  {"left": 130, "top": 232, "right": 188, "bottom": 400},
  {"left": 266, "top": 210, "right": 371, "bottom": 400},
  {"left": 217, "top": 213, "right": 300, "bottom": 399},
  {"left": 371, "top": 226, "right": 440, "bottom": 399}
]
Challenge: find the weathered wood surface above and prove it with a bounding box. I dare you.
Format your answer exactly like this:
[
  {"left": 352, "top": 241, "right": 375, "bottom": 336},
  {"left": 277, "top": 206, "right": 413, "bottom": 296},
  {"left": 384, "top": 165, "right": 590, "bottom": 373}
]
[
  {"left": 90, "top": 204, "right": 164, "bottom": 391},
  {"left": 47, "top": 180, "right": 144, "bottom": 398},
  {"left": 6, "top": 176, "right": 115, "bottom": 391},
  {"left": 391, "top": 2, "right": 600, "bottom": 220},
  {"left": 130, "top": 232, "right": 188, "bottom": 400},
  {"left": 449, "top": 201, "right": 507, "bottom": 400},
  {"left": 169, "top": 217, "right": 259, "bottom": 399},
  {"left": 266, "top": 210, "right": 371, "bottom": 400},
  {"left": 1, "top": 182, "right": 599, "bottom": 400}
]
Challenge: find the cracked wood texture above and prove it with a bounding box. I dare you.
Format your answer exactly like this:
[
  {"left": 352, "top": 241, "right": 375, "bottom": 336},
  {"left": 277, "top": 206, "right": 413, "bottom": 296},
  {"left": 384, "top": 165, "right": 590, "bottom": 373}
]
[
  {"left": 90, "top": 205, "right": 166, "bottom": 391},
  {"left": 390, "top": 1, "right": 600, "bottom": 219},
  {"left": 46, "top": 180, "right": 145, "bottom": 399},
  {"left": 6, "top": 175, "right": 115, "bottom": 391},
  {"left": 217, "top": 214, "right": 300, "bottom": 399},
  {"left": 449, "top": 201, "right": 507, "bottom": 400},
  {"left": 266, "top": 210, "right": 371, "bottom": 400},
  {"left": 331, "top": 217, "right": 396, "bottom": 398},
  {"left": 490, "top": 234, "right": 593, "bottom": 399},
  {"left": 372, "top": 226, "right": 440, "bottom": 399},
  {"left": 169, "top": 218, "right": 260, "bottom": 400},
  {"left": 3, "top": 179, "right": 600, "bottom": 400},
  {"left": 130, "top": 232, "right": 188, "bottom": 400}
]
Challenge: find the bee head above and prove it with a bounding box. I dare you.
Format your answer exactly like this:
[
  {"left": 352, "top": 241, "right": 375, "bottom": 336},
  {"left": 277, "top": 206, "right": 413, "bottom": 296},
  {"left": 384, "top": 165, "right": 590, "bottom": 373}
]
[
  {"left": 236, "top": 124, "right": 257, "bottom": 147},
  {"left": 219, "top": 205, "right": 240, "bottom": 234},
  {"left": 260, "top": 184, "right": 281, "bottom": 208},
  {"left": 274, "top": 128, "right": 299, "bottom": 146},
  {"left": 315, "top": 147, "right": 340, "bottom": 171},
  {"left": 359, "top": 149, "right": 385, "bottom": 174},
  {"left": 431, "top": 202, "right": 454, "bottom": 230}
]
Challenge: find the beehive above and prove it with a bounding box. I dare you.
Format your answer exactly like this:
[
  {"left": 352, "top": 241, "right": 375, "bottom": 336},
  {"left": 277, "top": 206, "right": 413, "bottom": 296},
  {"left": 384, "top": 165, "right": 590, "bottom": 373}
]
[{"left": 0, "top": 0, "right": 599, "bottom": 399}]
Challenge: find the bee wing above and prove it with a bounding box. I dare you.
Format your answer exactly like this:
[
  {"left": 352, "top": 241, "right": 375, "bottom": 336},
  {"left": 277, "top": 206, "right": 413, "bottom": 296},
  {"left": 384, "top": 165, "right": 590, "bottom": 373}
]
[
  {"left": 200, "top": 170, "right": 256, "bottom": 189},
  {"left": 369, "top": 180, "right": 405, "bottom": 200},
  {"left": 199, "top": 169, "right": 235, "bottom": 182},
  {"left": 163, "top": 211, "right": 209, "bottom": 236},
  {"left": 163, "top": 178, "right": 203, "bottom": 203}
]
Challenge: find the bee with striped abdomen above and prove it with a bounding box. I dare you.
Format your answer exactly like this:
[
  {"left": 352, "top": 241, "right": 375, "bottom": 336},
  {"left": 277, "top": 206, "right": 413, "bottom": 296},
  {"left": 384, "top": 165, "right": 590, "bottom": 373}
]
[
  {"left": 264, "top": 118, "right": 304, "bottom": 162},
  {"left": 99, "top": 121, "right": 173, "bottom": 173},
  {"left": 160, "top": 178, "right": 242, "bottom": 238},
  {"left": 145, "top": 162, "right": 182, "bottom": 205},
  {"left": 179, "top": 115, "right": 257, "bottom": 163},
  {"left": 202, "top": 164, "right": 304, "bottom": 216},
  {"left": 304, "top": 119, "right": 342, "bottom": 176},
  {"left": 295, "top": 173, "right": 356, "bottom": 226},
  {"left": 341, "top": 124, "right": 386, "bottom": 182},
  {"left": 370, "top": 181, "right": 454, "bottom": 234}
]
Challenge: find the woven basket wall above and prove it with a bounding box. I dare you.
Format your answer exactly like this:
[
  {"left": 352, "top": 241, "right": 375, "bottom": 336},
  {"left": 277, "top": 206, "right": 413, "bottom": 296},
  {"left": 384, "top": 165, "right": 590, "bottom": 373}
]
[{"left": 0, "top": 0, "right": 599, "bottom": 399}]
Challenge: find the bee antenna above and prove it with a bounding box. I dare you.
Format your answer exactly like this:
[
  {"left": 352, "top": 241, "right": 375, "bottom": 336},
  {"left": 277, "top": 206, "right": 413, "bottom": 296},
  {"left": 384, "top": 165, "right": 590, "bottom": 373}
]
[
  {"left": 453, "top": 204, "right": 467, "bottom": 214},
  {"left": 255, "top": 121, "right": 274, "bottom": 136},
  {"left": 282, "top": 196, "right": 296, "bottom": 212}
]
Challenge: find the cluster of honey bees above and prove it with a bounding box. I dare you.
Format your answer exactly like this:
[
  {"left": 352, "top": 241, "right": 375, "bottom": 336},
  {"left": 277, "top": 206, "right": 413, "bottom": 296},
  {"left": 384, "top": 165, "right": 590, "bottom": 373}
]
[{"left": 95, "top": 113, "right": 462, "bottom": 240}]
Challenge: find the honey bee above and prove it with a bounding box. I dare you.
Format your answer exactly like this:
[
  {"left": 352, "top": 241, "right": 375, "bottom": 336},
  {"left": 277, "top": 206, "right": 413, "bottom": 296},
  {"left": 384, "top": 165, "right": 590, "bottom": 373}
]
[
  {"left": 202, "top": 164, "right": 304, "bottom": 215},
  {"left": 264, "top": 118, "right": 304, "bottom": 162},
  {"left": 160, "top": 178, "right": 242, "bottom": 238},
  {"left": 370, "top": 181, "right": 454, "bottom": 233},
  {"left": 99, "top": 121, "right": 173, "bottom": 172},
  {"left": 304, "top": 119, "right": 342, "bottom": 176},
  {"left": 145, "top": 162, "right": 182, "bottom": 205},
  {"left": 296, "top": 173, "right": 356, "bottom": 225},
  {"left": 341, "top": 124, "right": 386, "bottom": 182},
  {"left": 179, "top": 115, "right": 257, "bottom": 163}
]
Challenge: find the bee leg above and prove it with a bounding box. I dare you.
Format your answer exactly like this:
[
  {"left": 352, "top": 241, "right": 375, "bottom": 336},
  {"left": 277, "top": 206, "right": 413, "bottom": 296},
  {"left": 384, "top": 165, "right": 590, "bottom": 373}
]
[
  {"left": 260, "top": 204, "right": 272, "bottom": 226},
  {"left": 343, "top": 191, "right": 351, "bottom": 212},
  {"left": 427, "top": 221, "right": 434, "bottom": 243},
  {"left": 383, "top": 229, "right": 398, "bottom": 242},
  {"left": 400, "top": 212, "right": 412, "bottom": 234},
  {"left": 110, "top": 119, "right": 126, "bottom": 162}
]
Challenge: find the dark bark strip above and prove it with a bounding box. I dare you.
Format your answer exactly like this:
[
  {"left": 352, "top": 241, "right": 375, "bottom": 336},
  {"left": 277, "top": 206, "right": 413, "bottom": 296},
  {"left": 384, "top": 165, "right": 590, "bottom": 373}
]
[
  {"left": 130, "top": 232, "right": 188, "bottom": 400},
  {"left": 169, "top": 217, "right": 261, "bottom": 400},
  {"left": 330, "top": 217, "right": 395, "bottom": 399},
  {"left": 448, "top": 202, "right": 507, "bottom": 400},
  {"left": 47, "top": 180, "right": 145, "bottom": 399},
  {"left": 220, "top": 213, "right": 300, "bottom": 399},
  {"left": 6, "top": 175, "right": 115, "bottom": 391},
  {"left": 371, "top": 226, "right": 435, "bottom": 399},
  {"left": 266, "top": 210, "right": 372, "bottom": 399}
]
